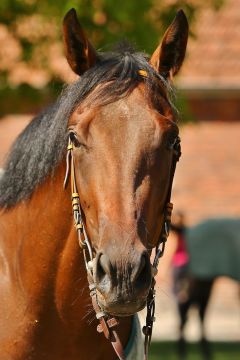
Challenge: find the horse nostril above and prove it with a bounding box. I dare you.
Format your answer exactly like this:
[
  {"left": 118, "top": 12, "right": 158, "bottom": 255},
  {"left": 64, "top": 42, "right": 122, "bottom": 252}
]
[
  {"left": 137, "top": 254, "right": 146, "bottom": 278},
  {"left": 95, "top": 253, "right": 112, "bottom": 284},
  {"left": 133, "top": 252, "right": 151, "bottom": 289}
]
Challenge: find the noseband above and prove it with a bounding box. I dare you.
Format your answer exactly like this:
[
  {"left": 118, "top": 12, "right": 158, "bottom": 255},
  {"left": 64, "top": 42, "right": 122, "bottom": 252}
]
[{"left": 63, "top": 75, "right": 181, "bottom": 360}]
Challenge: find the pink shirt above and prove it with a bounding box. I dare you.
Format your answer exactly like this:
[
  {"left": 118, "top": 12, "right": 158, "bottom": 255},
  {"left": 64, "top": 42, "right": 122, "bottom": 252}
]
[{"left": 173, "top": 233, "right": 189, "bottom": 267}]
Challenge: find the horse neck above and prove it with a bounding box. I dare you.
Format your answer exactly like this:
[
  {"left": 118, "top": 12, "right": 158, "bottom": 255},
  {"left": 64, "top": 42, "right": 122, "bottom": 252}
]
[
  {"left": 1, "top": 161, "right": 87, "bottom": 318},
  {"left": 0, "top": 161, "right": 133, "bottom": 359}
]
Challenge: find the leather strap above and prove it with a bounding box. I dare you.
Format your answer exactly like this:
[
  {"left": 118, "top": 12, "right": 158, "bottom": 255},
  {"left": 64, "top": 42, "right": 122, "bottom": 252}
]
[
  {"left": 65, "top": 139, "right": 126, "bottom": 360},
  {"left": 89, "top": 278, "right": 126, "bottom": 360},
  {"left": 143, "top": 136, "right": 181, "bottom": 360}
]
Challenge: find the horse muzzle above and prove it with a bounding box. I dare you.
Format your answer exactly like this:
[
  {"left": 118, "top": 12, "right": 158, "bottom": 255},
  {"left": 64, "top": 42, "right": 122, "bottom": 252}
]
[{"left": 92, "top": 249, "right": 152, "bottom": 316}]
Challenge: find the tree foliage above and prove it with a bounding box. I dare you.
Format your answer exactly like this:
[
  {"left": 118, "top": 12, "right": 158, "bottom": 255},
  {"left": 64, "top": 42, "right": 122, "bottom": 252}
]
[{"left": 0, "top": 0, "right": 224, "bottom": 89}]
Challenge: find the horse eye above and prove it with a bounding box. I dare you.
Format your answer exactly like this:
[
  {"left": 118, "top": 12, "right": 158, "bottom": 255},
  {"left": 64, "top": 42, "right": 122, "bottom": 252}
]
[
  {"left": 167, "top": 136, "right": 178, "bottom": 150},
  {"left": 69, "top": 131, "right": 81, "bottom": 147}
]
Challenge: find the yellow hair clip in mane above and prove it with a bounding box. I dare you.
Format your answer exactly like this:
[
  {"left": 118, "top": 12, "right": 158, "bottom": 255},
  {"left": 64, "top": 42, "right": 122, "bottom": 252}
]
[{"left": 138, "top": 69, "right": 148, "bottom": 77}]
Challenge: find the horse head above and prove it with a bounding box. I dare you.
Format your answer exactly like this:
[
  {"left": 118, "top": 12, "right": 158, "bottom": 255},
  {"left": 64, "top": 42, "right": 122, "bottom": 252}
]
[{"left": 63, "top": 9, "right": 188, "bottom": 317}]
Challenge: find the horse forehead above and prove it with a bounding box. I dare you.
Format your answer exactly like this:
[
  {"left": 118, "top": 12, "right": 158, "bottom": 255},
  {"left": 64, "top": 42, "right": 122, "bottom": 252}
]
[
  {"left": 92, "top": 86, "right": 162, "bottom": 139},
  {"left": 107, "top": 85, "right": 152, "bottom": 117}
]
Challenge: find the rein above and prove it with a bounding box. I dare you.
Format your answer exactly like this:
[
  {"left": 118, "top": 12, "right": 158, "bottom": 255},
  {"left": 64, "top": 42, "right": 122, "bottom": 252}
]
[{"left": 63, "top": 73, "right": 181, "bottom": 360}]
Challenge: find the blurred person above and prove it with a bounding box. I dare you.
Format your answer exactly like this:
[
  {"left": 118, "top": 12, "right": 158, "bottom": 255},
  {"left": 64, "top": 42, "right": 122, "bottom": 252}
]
[
  {"left": 171, "top": 211, "right": 191, "bottom": 359},
  {"left": 171, "top": 211, "right": 189, "bottom": 304},
  {"left": 170, "top": 211, "right": 213, "bottom": 360}
]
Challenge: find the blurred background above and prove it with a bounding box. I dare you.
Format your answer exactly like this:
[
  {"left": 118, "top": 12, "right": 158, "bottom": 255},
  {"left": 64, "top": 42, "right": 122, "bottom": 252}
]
[{"left": 0, "top": 0, "right": 239, "bottom": 359}]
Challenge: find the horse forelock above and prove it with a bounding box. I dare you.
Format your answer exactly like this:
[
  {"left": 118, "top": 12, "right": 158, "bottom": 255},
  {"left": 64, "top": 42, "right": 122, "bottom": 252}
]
[{"left": 0, "top": 44, "right": 174, "bottom": 209}]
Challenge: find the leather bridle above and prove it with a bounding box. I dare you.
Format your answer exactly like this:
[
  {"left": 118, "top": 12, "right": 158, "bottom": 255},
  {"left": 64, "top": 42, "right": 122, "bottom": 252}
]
[
  {"left": 63, "top": 75, "right": 181, "bottom": 360},
  {"left": 142, "top": 135, "right": 181, "bottom": 359}
]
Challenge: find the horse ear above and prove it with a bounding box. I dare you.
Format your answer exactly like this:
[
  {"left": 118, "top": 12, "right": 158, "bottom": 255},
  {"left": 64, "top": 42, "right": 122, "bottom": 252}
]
[
  {"left": 150, "top": 10, "right": 188, "bottom": 79},
  {"left": 63, "top": 8, "right": 98, "bottom": 75}
]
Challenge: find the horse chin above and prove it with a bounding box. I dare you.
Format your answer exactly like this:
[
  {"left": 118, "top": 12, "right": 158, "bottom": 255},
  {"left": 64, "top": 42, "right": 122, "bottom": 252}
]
[
  {"left": 106, "top": 302, "right": 146, "bottom": 318},
  {"left": 97, "top": 293, "right": 147, "bottom": 317}
]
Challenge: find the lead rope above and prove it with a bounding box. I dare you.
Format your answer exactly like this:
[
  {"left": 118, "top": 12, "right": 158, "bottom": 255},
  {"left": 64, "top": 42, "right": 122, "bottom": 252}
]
[{"left": 64, "top": 138, "right": 126, "bottom": 360}]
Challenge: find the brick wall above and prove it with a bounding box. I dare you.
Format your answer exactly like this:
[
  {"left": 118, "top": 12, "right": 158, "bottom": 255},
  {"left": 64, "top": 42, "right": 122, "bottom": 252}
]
[{"left": 172, "top": 121, "right": 240, "bottom": 225}]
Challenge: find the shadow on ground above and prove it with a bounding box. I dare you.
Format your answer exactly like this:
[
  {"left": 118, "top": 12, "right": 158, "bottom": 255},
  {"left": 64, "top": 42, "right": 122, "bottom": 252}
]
[{"left": 149, "top": 341, "right": 240, "bottom": 360}]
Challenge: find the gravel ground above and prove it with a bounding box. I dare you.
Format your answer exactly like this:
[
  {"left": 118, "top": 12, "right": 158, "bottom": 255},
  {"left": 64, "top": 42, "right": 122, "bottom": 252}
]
[{"left": 139, "top": 277, "right": 240, "bottom": 341}]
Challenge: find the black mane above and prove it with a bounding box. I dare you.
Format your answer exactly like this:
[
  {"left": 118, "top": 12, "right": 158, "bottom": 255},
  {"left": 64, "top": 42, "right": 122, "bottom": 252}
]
[{"left": 0, "top": 46, "right": 171, "bottom": 208}]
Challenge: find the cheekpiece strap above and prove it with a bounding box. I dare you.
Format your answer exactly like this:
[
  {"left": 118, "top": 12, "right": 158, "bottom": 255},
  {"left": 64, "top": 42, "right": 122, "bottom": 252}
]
[
  {"left": 63, "top": 136, "right": 126, "bottom": 360},
  {"left": 143, "top": 136, "right": 181, "bottom": 359}
]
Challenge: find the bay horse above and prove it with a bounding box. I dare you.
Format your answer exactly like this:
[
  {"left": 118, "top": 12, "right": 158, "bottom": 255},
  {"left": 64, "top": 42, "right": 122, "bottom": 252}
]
[{"left": 0, "top": 8, "right": 188, "bottom": 360}]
